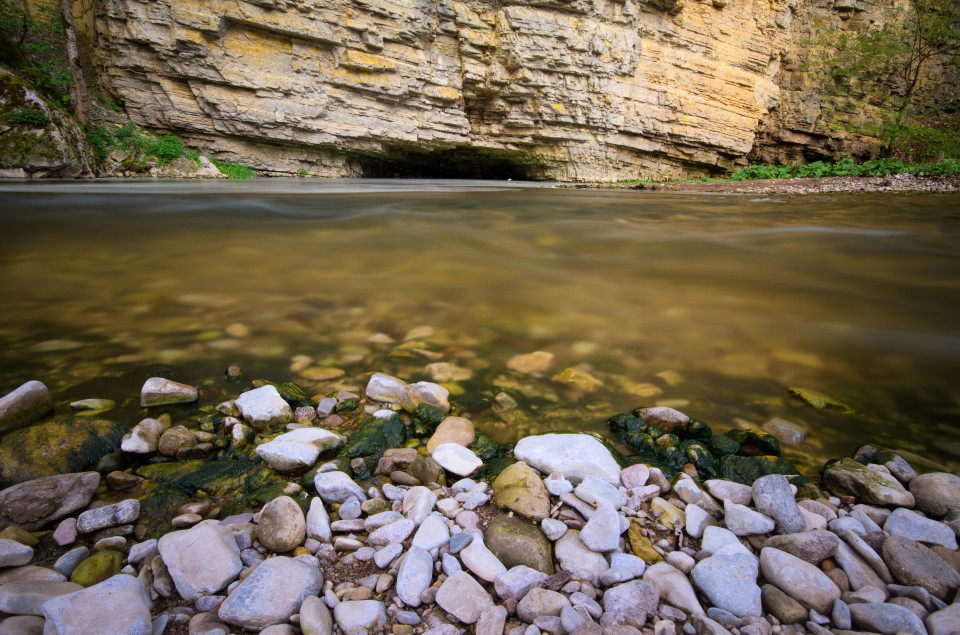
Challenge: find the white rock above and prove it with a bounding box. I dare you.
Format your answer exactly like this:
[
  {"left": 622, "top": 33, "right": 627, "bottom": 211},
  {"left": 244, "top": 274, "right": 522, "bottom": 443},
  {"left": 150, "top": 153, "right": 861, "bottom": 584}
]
[
  {"left": 432, "top": 443, "right": 482, "bottom": 477},
  {"left": 411, "top": 514, "right": 450, "bottom": 552},
  {"left": 436, "top": 571, "right": 494, "bottom": 624},
  {"left": 396, "top": 546, "right": 433, "bottom": 607},
  {"left": 575, "top": 475, "right": 627, "bottom": 509},
  {"left": 333, "top": 600, "right": 387, "bottom": 634},
  {"left": 514, "top": 434, "right": 622, "bottom": 486},
  {"left": 255, "top": 428, "right": 342, "bottom": 472},
  {"left": 460, "top": 535, "right": 507, "bottom": 582},
  {"left": 158, "top": 520, "right": 243, "bottom": 600},
  {"left": 685, "top": 503, "right": 718, "bottom": 539},
  {"left": 704, "top": 480, "right": 753, "bottom": 506},
  {"left": 580, "top": 505, "right": 623, "bottom": 552},
  {"left": 554, "top": 530, "right": 608, "bottom": 586},
  {"left": 541, "top": 518, "right": 568, "bottom": 541},
  {"left": 666, "top": 551, "right": 695, "bottom": 574},
  {"left": 401, "top": 487, "right": 437, "bottom": 526},
  {"left": 643, "top": 561, "right": 704, "bottom": 616},
  {"left": 139, "top": 377, "right": 197, "bottom": 407},
  {"left": 0, "top": 540, "right": 33, "bottom": 568},
  {"left": 306, "top": 497, "right": 332, "bottom": 543},
  {"left": 314, "top": 471, "right": 366, "bottom": 504},
  {"left": 76, "top": 499, "right": 139, "bottom": 534},
  {"left": 368, "top": 519, "right": 415, "bottom": 546},
  {"left": 759, "top": 547, "right": 841, "bottom": 614},
  {"left": 723, "top": 499, "right": 775, "bottom": 536},
  {"left": 674, "top": 475, "right": 722, "bottom": 514},
  {"left": 701, "top": 526, "right": 741, "bottom": 555},
  {"left": 374, "top": 543, "right": 403, "bottom": 569},
  {"left": 544, "top": 473, "right": 574, "bottom": 496},
  {"left": 120, "top": 418, "right": 169, "bottom": 454},
  {"left": 365, "top": 373, "right": 408, "bottom": 403},
  {"left": 691, "top": 554, "right": 762, "bottom": 617},
  {"left": 399, "top": 382, "right": 450, "bottom": 413},
  {"left": 41, "top": 574, "right": 151, "bottom": 634},
  {"left": 235, "top": 385, "right": 292, "bottom": 431},
  {"left": 0, "top": 380, "right": 53, "bottom": 433}
]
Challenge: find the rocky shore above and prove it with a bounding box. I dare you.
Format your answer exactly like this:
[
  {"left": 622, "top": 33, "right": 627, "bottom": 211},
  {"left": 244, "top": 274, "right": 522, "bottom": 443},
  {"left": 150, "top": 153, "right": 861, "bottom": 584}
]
[
  {"left": 575, "top": 175, "right": 960, "bottom": 195},
  {"left": 1, "top": 372, "right": 959, "bottom": 635}
]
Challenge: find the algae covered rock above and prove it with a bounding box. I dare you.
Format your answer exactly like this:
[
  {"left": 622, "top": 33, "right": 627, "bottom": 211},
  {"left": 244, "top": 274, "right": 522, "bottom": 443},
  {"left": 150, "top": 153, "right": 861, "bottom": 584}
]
[
  {"left": 822, "top": 458, "right": 915, "bottom": 507},
  {"left": 485, "top": 515, "right": 553, "bottom": 575},
  {"left": 492, "top": 461, "right": 550, "bottom": 521},
  {"left": 334, "top": 413, "right": 410, "bottom": 478},
  {"left": 0, "top": 416, "right": 126, "bottom": 488},
  {"left": 69, "top": 550, "right": 123, "bottom": 587}
]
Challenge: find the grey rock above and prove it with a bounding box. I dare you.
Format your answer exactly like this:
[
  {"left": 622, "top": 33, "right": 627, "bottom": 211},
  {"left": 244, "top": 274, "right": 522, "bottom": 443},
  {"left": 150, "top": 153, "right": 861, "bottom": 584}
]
[
  {"left": 0, "top": 472, "right": 100, "bottom": 532},
  {"left": 441, "top": 552, "right": 461, "bottom": 576},
  {"left": 555, "top": 530, "right": 608, "bottom": 586},
  {"left": 691, "top": 554, "right": 762, "bottom": 617},
  {"left": 401, "top": 486, "right": 437, "bottom": 526},
  {"left": 257, "top": 495, "right": 306, "bottom": 553},
  {"left": 759, "top": 547, "right": 840, "bottom": 614},
  {"left": 701, "top": 526, "right": 741, "bottom": 555},
  {"left": 128, "top": 540, "right": 157, "bottom": 565},
  {"left": 600, "top": 553, "right": 646, "bottom": 586},
  {"left": 842, "top": 530, "right": 893, "bottom": 584},
  {"left": 884, "top": 507, "right": 958, "bottom": 549},
  {"left": 364, "top": 511, "right": 403, "bottom": 532},
  {"left": 575, "top": 475, "right": 627, "bottom": 509},
  {"left": 0, "top": 579, "right": 82, "bottom": 616},
  {"left": 396, "top": 546, "right": 433, "bottom": 607},
  {"left": 544, "top": 474, "right": 574, "bottom": 496},
  {"left": 832, "top": 598, "right": 852, "bottom": 629},
  {"left": 395, "top": 610, "right": 420, "bottom": 625},
  {"left": 849, "top": 508, "right": 883, "bottom": 534},
  {"left": 158, "top": 520, "right": 242, "bottom": 601},
  {"left": 926, "top": 603, "right": 960, "bottom": 635},
  {"left": 235, "top": 385, "right": 292, "bottom": 431},
  {"left": 910, "top": 473, "right": 960, "bottom": 518},
  {"left": 602, "top": 579, "right": 661, "bottom": 627},
  {"left": 723, "top": 499, "right": 775, "bottom": 536},
  {"left": 314, "top": 471, "right": 366, "bottom": 504},
  {"left": 461, "top": 534, "right": 507, "bottom": 582},
  {"left": 829, "top": 515, "right": 866, "bottom": 536},
  {"left": 561, "top": 604, "right": 589, "bottom": 633},
  {"left": 513, "top": 434, "right": 622, "bottom": 485},
  {"left": 762, "top": 530, "right": 839, "bottom": 565},
  {"left": 374, "top": 543, "right": 403, "bottom": 569},
  {"left": 120, "top": 417, "right": 169, "bottom": 454},
  {"left": 218, "top": 556, "right": 322, "bottom": 630},
  {"left": 339, "top": 497, "right": 362, "bottom": 520},
  {"left": 333, "top": 600, "right": 387, "bottom": 634},
  {"left": 580, "top": 505, "right": 623, "bottom": 552},
  {"left": 53, "top": 546, "right": 89, "bottom": 578},
  {"left": 412, "top": 514, "right": 450, "bottom": 552},
  {"left": 0, "top": 381, "right": 53, "bottom": 434},
  {"left": 0, "top": 615, "right": 45, "bottom": 635},
  {"left": 76, "top": 499, "right": 139, "bottom": 534},
  {"left": 643, "top": 562, "right": 703, "bottom": 616},
  {"left": 449, "top": 532, "right": 473, "bottom": 554},
  {"left": 882, "top": 534, "right": 960, "bottom": 602},
  {"left": 494, "top": 565, "right": 549, "bottom": 600},
  {"left": 823, "top": 459, "right": 915, "bottom": 508},
  {"left": 0, "top": 566, "right": 65, "bottom": 587},
  {"left": 365, "top": 373, "right": 407, "bottom": 403},
  {"left": 752, "top": 475, "right": 805, "bottom": 534},
  {"left": 477, "top": 605, "right": 509, "bottom": 635},
  {"left": 690, "top": 614, "right": 735, "bottom": 635},
  {"left": 760, "top": 584, "right": 807, "bottom": 624},
  {"left": 517, "top": 587, "right": 571, "bottom": 623},
  {"left": 435, "top": 570, "right": 494, "bottom": 623},
  {"left": 368, "top": 518, "right": 415, "bottom": 546},
  {"left": 705, "top": 480, "right": 753, "bottom": 506},
  {"left": 0, "top": 540, "right": 32, "bottom": 568},
  {"left": 848, "top": 601, "right": 927, "bottom": 635},
  {"left": 541, "top": 518, "right": 568, "bottom": 541},
  {"left": 41, "top": 574, "right": 152, "bottom": 634},
  {"left": 685, "top": 503, "right": 718, "bottom": 539}
]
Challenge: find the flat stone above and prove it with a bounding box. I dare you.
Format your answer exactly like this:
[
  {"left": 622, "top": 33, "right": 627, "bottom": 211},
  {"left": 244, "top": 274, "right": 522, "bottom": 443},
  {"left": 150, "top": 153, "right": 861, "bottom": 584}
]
[
  {"left": 723, "top": 499, "right": 775, "bottom": 536},
  {"left": 460, "top": 535, "right": 507, "bottom": 582},
  {"left": 691, "top": 554, "right": 762, "bottom": 617},
  {"left": 436, "top": 571, "right": 494, "bottom": 623},
  {"left": 306, "top": 497, "right": 332, "bottom": 543},
  {"left": 600, "top": 552, "right": 647, "bottom": 586},
  {"left": 0, "top": 615, "right": 44, "bottom": 635},
  {"left": 257, "top": 495, "right": 306, "bottom": 553},
  {"left": 158, "top": 520, "right": 243, "bottom": 601},
  {"left": 849, "top": 602, "right": 927, "bottom": 635},
  {"left": 0, "top": 540, "right": 32, "bottom": 568},
  {"left": 643, "top": 562, "right": 703, "bottom": 616},
  {"left": 411, "top": 514, "right": 449, "bottom": 552},
  {"left": 884, "top": 507, "right": 958, "bottom": 549},
  {"left": 705, "top": 480, "right": 753, "bottom": 506},
  {"left": 832, "top": 598, "right": 852, "bottom": 629},
  {"left": 314, "top": 471, "right": 366, "bottom": 504},
  {"left": 0, "top": 381, "right": 53, "bottom": 435},
  {"left": 621, "top": 464, "right": 649, "bottom": 489},
  {"left": 602, "top": 579, "right": 660, "bottom": 627},
  {"left": 555, "top": 530, "right": 608, "bottom": 586},
  {"left": 580, "top": 505, "right": 623, "bottom": 552},
  {"left": 493, "top": 461, "right": 551, "bottom": 521},
  {"left": 823, "top": 459, "right": 915, "bottom": 507},
  {"left": 140, "top": 377, "right": 197, "bottom": 407},
  {"left": 396, "top": 546, "right": 433, "bottom": 607},
  {"left": 219, "top": 556, "right": 322, "bottom": 630},
  {"left": 508, "top": 351, "right": 555, "bottom": 376},
  {"left": 53, "top": 546, "right": 88, "bottom": 578},
  {"left": 685, "top": 503, "right": 718, "bottom": 539},
  {"left": 432, "top": 443, "right": 482, "bottom": 477},
  {"left": 752, "top": 475, "right": 805, "bottom": 534},
  {"left": 449, "top": 532, "right": 473, "bottom": 554},
  {"left": 0, "top": 579, "right": 82, "bottom": 616},
  {"left": 513, "top": 434, "right": 621, "bottom": 485},
  {"left": 368, "top": 518, "right": 415, "bottom": 546},
  {"left": 762, "top": 530, "right": 839, "bottom": 565},
  {"left": 485, "top": 515, "right": 553, "bottom": 575},
  {"left": 759, "top": 547, "right": 840, "bottom": 613},
  {"left": 255, "top": 428, "right": 342, "bottom": 472},
  {"left": 76, "top": 499, "right": 139, "bottom": 534},
  {"left": 373, "top": 543, "right": 403, "bottom": 569},
  {"left": 517, "top": 587, "right": 571, "bottom": 623},
  {"left": 910, "top": 473, "right": 960, "bottom": 518},
  {"left": 333, "top": 600, "right": 387, "bottom": 634},
  {"left": 541, "top": 518, "right": 567, "bottom": 541},
  {"left": 0, "top": 566, "right": 65, "bottom": 587},
  {"left": 882, "top": 534, "right": 960, "bottom": 602},
  {"left": 575, "top": 475, "right": 627, "bottom": 509},
  {"left": 0, "top": 473, "right": 99, "bottom": 534},
  {"left": 41, "top": 574, "right": 152, "bottom": 634},
  {"left": 442, "top": 552, "right": 461, "bottom": 576},
  {"left": 494, "top": 565, "right": 549, "bottom": 600},
  {"left": 426, "top": 416, "right": 474, "bottom": 454},
  {"left": 235, "top": 385, "right": 293, "bottom": 431}
]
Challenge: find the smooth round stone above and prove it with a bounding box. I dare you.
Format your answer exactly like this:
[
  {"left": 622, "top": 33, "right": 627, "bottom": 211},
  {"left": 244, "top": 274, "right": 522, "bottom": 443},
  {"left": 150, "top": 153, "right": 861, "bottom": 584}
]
[
  {"left": 761, "top": 584, "right": 807, "bottom": 624},
  {"left": 575, "top": 475, "right": 627, "bottom": 509},
  {"left": 339, "top": 497, "right": 362, "bottom": 521},
  {"left": 620, "top": 464, "right": 650, "bottom": 489},
  {"left": 396, "top": 546, "right": 433, "bottom": 607},
  {"left": 691, "top": 555, "right": 762, "bottom": 617},
  {"left": 120, "top": 418, "right": 168, "bottom": 454},
  {"left": 759, "top": 547, "right": 840, "bottom": 614},
  {"left": 411, "top": 514, "right": 450, "bottom": 552},
  {"left": 426, "top": 417, "right": 475, "bottom": 454},
  {"left": 314, "top": 471, "right": 366, "bottom": 504},
  {"left": 53, "top": 546, "right": 89, "bottom": 578},
  {"left": 333, "top": 600, "right": 387, "bottom": 633},
  {"left": 666, "top": 551, "right": 695, "bottom": 574},
  {"left": 543, "top": 473, "right": 574, "bottom": 496},
  {"left": 436, "top": 571, "right": 494, "bottom": 623},
  {"left": 235, "top": 385, "right": 292, "bottom": 431},
  {"left": 555, "top": 531, "right": 608, "bottom": 586},
  {"left": 69, "top": 551, "right": 123, "bottom": 587},
  {"left": 881, "top": 534, "right": 960, "bottom": 602},
  {"left": 643, "top": 562, "right": 703, "bottom": 616},
  {"left": 705, "top": 479, "right": 753, "bottom": 506},
  {"left": 600, "top": 553, "right": 647, "bottom": 586},
  {"left": 700, "top": 526, "right": 740, "bottom": 555},
  {"left": 306, "top": 497, "right": 332, "bottom": 543},
  {"left": 762, "top": 530, "right": 839, "bottom": 565},
  {"left": 373, "top": 543, "right": 403, "bottom": 569},
  {"left": 517, "top": 588, "right": 571, "bottom": 623},
  {"left": 158, "top": 520, "right": 243, "bottom": 601},
  {"left": 0, "top": 540, "right": 33, "bottom": 568},
  {"left": 218, "top": 557, "right": 322, "bottom": 630},
  {"left": 365, "top": 373, "right": 407, "bottom": 403},
  {"left": 541, "top": 518, "right": 568, "bottom": 542},
  {"left": 684, "top": 503, "right": 717, "bottom": 539},
  {"left": 442, "top": 552, "right": 462, "bottom": 576},
  {"left": 493, "top": 462, "right": 551, "bottom": 521},
  {"left": 485, "top": 515, "right": 553, "bottom": 575},
  {"left": 0, "top": 615, "right": 45, "bottom": 634},
  {"left": 752, "top": 475, "right": 805, "bottom": 535},
  {"left": 257, "top": 496, "right": 306, "bottom": 553},
  {"left": 848, "top": 601, "right": 927, "bottom": 635},
  {"left": 52, "top": 518, "right": 78, "bottom": 547},
  {"left": 399, "top": 382, "right": 450, "bottom": 413},
  {"left": 171, "top": 513, "right": 202, "bottom": 528},
  {"left": 580, "top": 505, "right": 623, "bottom": 553},
  {"left": 507, "top": 351, "right": 555, "bottom": 376},
  {"left": 909, "top": 473, "right": 960, "bottom": 517},
  {"left": 402, "top": 487, "right": 437, "bottom": 526},
  {"left": 140, "top": 377, "right": 197, "bottom": 407},
  {"left": 299, "top": 595, "right": 333, "bottom": 635},
  {"left": 0, "top": 579, "right": 83, "bottom": 616},
  {"left": 432, "top": 443, "right": 482, "bottom": 477},
  {"left": 460, "top": 535, "right": 507, "bottom": 582},
  {"left": 368, "top": 519, "right": 415, "bottom": 546},
  {"left": 884, "top": 507, "right": 958, "bottom": 549},
  {"left": 513, "top": 434, "right": 622, "bottom": 486},
  {"left": 724, "top": 500, "right": 775, "bottom": 536}
]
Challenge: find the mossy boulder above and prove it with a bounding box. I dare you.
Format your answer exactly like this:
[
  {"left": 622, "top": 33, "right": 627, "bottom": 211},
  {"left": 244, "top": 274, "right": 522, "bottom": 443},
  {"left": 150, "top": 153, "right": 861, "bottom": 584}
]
[
  {"left": 484, "top": 515, "right": 553, "bottom": 575},
  {"left": 70, "top": 550, "right": 123, "bottom": 587},
  {"left": 821, "top": 457, "right": 915, "bottom": 507},
  {"left": 334, "top": 414, "right": 410, "bottom": 479},
  {"left": 492, "top": 461, "right": 550, "bottom": 521},
  {"left": 0, "top": 416, "right": 126, "bottom": 488},
  {"left": 718, "top": 455, "right": 801, "bottom": 485},
  {"left": 0, "top": 68, "right": 94, "bottom": 177},
  {"left": 251, "top": 380, "right": 312, "bottom": 409}
]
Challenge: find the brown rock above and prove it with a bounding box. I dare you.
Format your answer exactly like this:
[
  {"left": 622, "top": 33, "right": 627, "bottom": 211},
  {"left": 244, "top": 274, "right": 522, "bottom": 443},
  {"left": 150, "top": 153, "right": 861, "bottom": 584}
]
[
  {"left": 426, "top": 416, "right": 475, "bottom": 454},
  {"left": 484, "top": 515, "right": 554, "bottom": 575},
  {"left": 492, "top": 461, "right": 551, "bottom": 521},
  {"left": 882, "top": 534, "right": 960, "bottom": 602},
  {"left": 158, "top": 426, "right": 197, "bottom": 457},
  {"left": 0, "top": 472, "right": 100, "bottom": 531},
  {"left": 761, "top": 584, "right": 807, "bottom": 624}
]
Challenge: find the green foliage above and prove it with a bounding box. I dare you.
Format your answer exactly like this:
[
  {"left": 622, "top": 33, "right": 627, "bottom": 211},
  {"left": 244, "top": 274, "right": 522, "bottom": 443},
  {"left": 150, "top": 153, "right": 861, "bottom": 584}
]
[
  {"left": 210, "top": 157, "right": 255, "bottom": 179},
  {"left": 0, "top": 1, "right": 72, "bottom": 106},
  {"left": 85, "top": 124, "right": 112, "bottom": 160},
  {"left": 9, "top": 106, "right": 47, "bottom": 127},
  {"left": 141, "top": 134, "right": 184, "bottom": 164},
  {"left": 730, "top": 156, "right": 958, "bottom": 181},
  {"left": 94, "top": 92, "right": 120, "bottom": 112}
]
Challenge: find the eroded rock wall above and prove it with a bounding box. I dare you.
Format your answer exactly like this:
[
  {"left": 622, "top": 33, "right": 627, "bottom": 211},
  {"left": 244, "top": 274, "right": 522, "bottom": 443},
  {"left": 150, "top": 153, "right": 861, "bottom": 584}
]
[{"left": 81, "top": 0, "right": 889, "bottom": 180}]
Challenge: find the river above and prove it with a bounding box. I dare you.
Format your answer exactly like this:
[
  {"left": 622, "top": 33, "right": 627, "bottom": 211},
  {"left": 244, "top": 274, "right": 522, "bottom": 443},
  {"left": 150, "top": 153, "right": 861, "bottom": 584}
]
[{"left": 1, "top": 179, "right": 958, "bottom": 476}]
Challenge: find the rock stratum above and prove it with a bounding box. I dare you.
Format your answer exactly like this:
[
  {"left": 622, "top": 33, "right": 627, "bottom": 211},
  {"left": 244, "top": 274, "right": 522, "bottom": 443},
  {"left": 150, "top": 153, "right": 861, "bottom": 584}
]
[{"left": 77, "top": 0, "right": 922, "bottom": 180}]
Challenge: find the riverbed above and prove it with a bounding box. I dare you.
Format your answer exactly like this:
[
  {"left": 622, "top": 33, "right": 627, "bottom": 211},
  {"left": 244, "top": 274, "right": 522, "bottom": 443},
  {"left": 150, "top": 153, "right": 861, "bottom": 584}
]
[{"left": 1, "top": 179, "right": 958, "bottom": 476}]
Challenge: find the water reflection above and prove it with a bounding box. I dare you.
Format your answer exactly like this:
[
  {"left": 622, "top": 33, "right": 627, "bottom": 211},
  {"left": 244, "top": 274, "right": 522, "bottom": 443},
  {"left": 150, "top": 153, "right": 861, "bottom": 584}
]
[{"left": 0, "top": 180, "right": 958, "bottom": 474}]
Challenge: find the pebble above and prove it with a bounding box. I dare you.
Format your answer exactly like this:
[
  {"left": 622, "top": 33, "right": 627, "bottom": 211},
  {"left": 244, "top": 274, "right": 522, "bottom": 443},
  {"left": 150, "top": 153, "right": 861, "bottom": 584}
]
[
  {"left": 762, "top": 530, "right": 839, "bottom": 565},
  {"left": 685, "top": 503, "right": 718, "bottom": 539},
  {"left": 513, "top": 434, "right": 622, "bottom": 485},
  {"left": 76, "top": 499, "right": 140, "bottom": 534},
  {"left": 752, "top": 475, "right": 806, "bottom": 535},
  {"left": 314, "top": 471, "right": 367, "bottom": 504},
  {"left": 219, "top": 556, "right": 322, "bottom": 630},
  {"left": 449, "top": 532, "right": 473, "bottom": 554},
  {"left": 42, "top": 574, "right": 152, "bottom": 633},
  {"left": 723, "top": 500, "right": 775, "bottom": 536},
  {"left": 555, "top": 530, "right": 608, "bottom": 586},
  {"left": 158, "top": 520, "right": 243, "bottom": 601},
  {"left": 691, "top": 554, "right": 762, "bottom": 617},
  {"left": 396, "top": 546, "right": 433, "bottom": 607},
  {"left": 759, "top": 548, "right": 841, "bottom": 613},
  {"left": 541, "top": 518, "right": 568, "bottom": 541},
  {"left": 402, "top": 487, "right": 437, "bottom": 526},
  {"left": 333, "top": 600, "right": 387, "bottom": 634},
  {"left": 0, "top": 540, "right": 33, "bottom": 568},
  {"left": 575, "top": 475, "right": 628, "bottom": 509},
  {"left": 602, "top": 579, "right": 661, "bottom": 627},
  {"left": 580, "top": 505, "right": 623, "bottom": 552},
  {"left": 881, "top": 534, "right": 960, "bottom": 602},
  {"left": 369, "top": 519, "right": 415, "bottom": 546},
  {"left": 139, "top": 377, "right": 197, "bottom": 407},
  {"left": 432, "top": 443, "right": 482, "bottom": 477},
  {"left": 461, "top": 535, "right": 507, "bottom": 582},
  {"left": 436, "top": 570, "right": 494, "bottom": 623},
  {"left": 255, "top": 427, "right": 342, "bottom": 472},
  {"left": 234, "top": 385, "right": 292, "bottom": 431},
  {"left": 257, "top": 496, "right": 306, "bottom": 553}
]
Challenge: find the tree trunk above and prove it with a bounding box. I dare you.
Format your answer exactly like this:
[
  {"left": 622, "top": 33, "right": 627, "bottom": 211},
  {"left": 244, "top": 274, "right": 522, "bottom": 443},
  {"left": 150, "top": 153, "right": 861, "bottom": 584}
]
[{"left": 59, "top": 0, "right": 88, "bottom": 124}]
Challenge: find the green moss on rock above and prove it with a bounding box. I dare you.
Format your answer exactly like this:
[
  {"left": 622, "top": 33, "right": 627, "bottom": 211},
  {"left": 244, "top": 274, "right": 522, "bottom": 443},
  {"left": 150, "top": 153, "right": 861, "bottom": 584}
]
[{"left": 70, "top": 550, "right": 123, "bottom": 587}]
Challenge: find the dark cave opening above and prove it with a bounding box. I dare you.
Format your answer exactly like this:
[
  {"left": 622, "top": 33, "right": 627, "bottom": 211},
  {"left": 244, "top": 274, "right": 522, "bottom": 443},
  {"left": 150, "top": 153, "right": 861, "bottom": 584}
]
[{"left": 353, "top": 146, "right": 543, "bottom": 180}]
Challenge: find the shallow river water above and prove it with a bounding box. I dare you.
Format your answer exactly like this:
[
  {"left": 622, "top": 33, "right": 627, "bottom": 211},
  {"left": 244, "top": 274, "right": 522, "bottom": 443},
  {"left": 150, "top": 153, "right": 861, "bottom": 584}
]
[{"left": 1, "top": 179, "right": 959, "bottom": 476}]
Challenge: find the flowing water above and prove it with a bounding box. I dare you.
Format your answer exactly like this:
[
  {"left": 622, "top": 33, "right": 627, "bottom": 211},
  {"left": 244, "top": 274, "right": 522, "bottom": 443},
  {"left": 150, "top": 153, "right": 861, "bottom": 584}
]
[{"left": 1, "top": 179, "right": 959, "bottom": 476}]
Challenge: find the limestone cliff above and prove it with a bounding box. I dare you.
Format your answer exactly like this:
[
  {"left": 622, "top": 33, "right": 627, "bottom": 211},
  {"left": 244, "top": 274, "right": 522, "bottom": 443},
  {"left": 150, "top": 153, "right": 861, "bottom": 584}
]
[{"left": 75, "top": 0, "right": 921, "bottom": 180}]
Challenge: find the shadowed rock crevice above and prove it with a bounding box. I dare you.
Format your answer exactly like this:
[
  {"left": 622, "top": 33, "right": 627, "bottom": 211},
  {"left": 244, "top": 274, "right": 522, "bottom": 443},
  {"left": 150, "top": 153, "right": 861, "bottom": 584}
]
[{"left": 352, "top": 146, "right": 546, "bottom": 180}]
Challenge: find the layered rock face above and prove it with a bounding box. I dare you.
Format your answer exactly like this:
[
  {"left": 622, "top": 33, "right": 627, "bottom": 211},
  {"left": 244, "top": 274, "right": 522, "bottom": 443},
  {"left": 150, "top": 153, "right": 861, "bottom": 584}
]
[{"left": 83, "top": 0, "right": 878, "bottom": 180}]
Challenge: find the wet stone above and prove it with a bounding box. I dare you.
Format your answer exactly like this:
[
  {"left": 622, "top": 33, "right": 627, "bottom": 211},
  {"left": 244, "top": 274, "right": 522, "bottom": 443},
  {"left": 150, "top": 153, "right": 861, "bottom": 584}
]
[{"left": 140, "top": 377, "right": 197, "bottom": 407}]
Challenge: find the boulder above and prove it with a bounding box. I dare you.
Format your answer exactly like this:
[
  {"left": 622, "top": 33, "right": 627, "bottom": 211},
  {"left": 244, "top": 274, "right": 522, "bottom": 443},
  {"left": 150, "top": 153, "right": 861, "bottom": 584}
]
[
  {"left": 41, "top": 574, "right": 151, "bottom": 635},
  {"left": 0, "top": 472, "right": 100, "bottom": 531},
  {"left": 513, "top": 434, "right": 622, "bottom": 485},
  {"left": 219, "top": 556, "right": 322, "bottom": 630}
]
